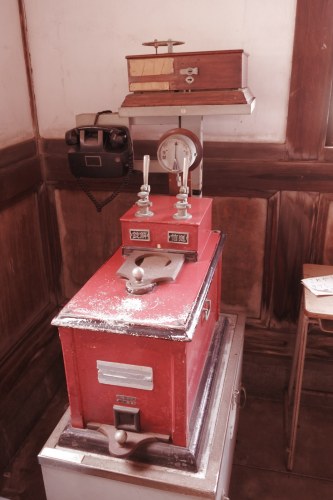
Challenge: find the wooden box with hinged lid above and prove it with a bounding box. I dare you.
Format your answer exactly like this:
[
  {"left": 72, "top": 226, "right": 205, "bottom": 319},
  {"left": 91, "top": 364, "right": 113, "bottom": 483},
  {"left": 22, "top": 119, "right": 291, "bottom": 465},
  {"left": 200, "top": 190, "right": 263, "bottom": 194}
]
[
  {"left": 126, "top": 49, "right": 248, "bottom": 93},
  {"left": 120, "top": 48, "right": 254, "bottom": 109}
]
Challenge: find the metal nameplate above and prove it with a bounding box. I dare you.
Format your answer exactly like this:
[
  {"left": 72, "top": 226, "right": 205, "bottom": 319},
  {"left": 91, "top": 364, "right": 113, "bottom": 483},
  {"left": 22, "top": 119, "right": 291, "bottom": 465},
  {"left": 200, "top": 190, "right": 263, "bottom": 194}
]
[
  {"left": 97, "top": 360, "right": 153, "bottom": 390},
  {"left": 168, "top": 231, "right": 189, "bottom": 244},
  {"left": 129, "top": 229, "right": 150, "bottom": 241}
]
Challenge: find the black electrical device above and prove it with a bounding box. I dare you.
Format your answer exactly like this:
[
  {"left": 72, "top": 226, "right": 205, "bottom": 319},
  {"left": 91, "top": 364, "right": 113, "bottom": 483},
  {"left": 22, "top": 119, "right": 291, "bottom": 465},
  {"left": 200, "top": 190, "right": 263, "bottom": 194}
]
[
  {"left": 65, "top": 124, "right": 133, "bottom": 179},
  {"left": 65, "top": 111, "right": 134, "bottom": 212}
]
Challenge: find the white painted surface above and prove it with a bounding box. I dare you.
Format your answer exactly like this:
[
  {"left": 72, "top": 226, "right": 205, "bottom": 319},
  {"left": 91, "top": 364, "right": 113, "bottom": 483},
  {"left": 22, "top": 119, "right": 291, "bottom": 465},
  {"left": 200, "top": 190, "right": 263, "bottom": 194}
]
[
  {"left": 0, "top": 0, "right": 34, "bottom": 148},
  {"left": 24, "top": 0, "right": 297, "bottom": 143}
]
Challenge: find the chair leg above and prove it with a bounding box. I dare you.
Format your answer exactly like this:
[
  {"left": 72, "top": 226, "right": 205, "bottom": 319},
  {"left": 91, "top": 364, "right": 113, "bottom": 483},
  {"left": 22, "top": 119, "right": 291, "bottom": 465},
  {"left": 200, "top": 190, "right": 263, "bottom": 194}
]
[
  {"left": 286, "top": 311, "right": 308, "bottom": 471},
  {"left": 287, "top": 294, "right": 305, "bottom": 401}
]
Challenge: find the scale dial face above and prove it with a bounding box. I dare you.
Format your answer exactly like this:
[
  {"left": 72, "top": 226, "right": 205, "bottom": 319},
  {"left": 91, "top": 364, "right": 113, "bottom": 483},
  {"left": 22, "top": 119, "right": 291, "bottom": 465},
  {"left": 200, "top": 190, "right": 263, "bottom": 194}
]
[{"left": 157, "top": 128, "right": 203, "bottom": 173}]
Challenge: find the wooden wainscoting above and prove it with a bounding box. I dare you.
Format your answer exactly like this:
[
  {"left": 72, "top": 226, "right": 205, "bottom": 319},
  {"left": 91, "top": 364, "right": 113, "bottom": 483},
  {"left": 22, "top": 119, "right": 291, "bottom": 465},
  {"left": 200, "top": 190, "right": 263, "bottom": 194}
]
[
  {"left": 53, "top": 189, "right": 138, "bottom": 298},
  {"left": 0, "top": 140, "right": 64, "bottom": 471},
  {"left": 212, "top": 195, "right": 272, "bottom": 322}
]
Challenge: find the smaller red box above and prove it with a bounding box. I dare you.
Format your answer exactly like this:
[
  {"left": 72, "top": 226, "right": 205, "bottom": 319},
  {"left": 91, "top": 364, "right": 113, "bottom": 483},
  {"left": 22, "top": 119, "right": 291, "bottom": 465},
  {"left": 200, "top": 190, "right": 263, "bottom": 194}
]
[{"left": 120, "top": 195, "right": 212, "bottom": 260}]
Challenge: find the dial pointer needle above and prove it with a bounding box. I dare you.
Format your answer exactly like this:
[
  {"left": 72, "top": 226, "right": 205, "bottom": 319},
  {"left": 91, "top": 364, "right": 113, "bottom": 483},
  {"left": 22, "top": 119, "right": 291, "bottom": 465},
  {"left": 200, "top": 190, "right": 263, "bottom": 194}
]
[{"left": 173, "top": 141, "right": 178, "bottom": 171}]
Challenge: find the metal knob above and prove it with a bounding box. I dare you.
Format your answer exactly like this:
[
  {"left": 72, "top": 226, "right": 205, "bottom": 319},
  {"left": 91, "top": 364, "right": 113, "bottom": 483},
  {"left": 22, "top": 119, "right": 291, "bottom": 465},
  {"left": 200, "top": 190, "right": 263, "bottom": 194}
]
[
  {"left": 132, "top": 266, "right": 144, "bottom": 283},
  {"left": 115, "top": 430, "right": 128, "bottom": 446},
  {"left": 126, "top": 266, "right": 155, "bottom": 295}
]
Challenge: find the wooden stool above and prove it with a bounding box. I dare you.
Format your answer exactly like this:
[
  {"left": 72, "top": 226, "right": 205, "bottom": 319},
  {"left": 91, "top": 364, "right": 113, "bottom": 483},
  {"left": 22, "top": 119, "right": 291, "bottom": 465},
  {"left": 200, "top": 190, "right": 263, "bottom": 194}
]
[{"left": 286, "top": 263, "right": 333, "bottom": 470}]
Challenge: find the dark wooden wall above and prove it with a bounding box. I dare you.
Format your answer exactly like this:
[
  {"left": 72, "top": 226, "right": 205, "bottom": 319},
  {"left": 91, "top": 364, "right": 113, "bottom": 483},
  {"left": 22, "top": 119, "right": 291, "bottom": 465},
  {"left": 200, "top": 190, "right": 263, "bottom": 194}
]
[
  {"left": 0, "top": 141, "right": 65, "bottom": 470},
  {"left": 1, "top": 0, "right": 333, "bottom": 472}
]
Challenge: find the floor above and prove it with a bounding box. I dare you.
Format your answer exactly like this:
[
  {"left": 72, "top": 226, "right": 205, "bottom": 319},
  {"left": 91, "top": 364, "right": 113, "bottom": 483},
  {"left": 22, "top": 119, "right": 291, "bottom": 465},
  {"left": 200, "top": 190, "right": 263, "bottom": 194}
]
[
  {"left": 0, "top": 385, "right": 68, "bottom": 500},
  {"left": 229, "top": 395, "right": 333, "bottom": 499},
  {"left": 1, "top": 369, "right": 333, "bottom": 499}
]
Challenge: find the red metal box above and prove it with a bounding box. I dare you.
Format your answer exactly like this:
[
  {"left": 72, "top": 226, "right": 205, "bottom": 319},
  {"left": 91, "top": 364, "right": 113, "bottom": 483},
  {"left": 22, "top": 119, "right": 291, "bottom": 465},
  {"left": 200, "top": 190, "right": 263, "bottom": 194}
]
[
  {"left": 53, "top": 232, "right": 223, "bottom": 447},
  {"left": 52, "top": 196, "right": 225, "bottom": 449},
  {"left": 120, "top": 195, "right": 212, "bottom": 260}
]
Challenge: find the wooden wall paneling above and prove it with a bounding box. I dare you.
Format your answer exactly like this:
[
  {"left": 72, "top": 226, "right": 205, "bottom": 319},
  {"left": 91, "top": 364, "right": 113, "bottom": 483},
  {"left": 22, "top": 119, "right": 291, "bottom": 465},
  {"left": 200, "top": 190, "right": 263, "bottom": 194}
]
[
  {"left": 271, "top": 191, "right": 319, "bottom": 326},
  {"left": 308, "top": 193, "right": 333, "bottom": 263},
  {"left": 203, "top": 159, "right": 333, "bottom": 194},
  {"left": 243, "top": 326, "right": 295, "bottom": 360},
  {"left": 319, "top": 194, "right": 333, "bottom": 264},
  {"left": 0, "top": 141, "right": 40, "bottom": 210},
  {"left": 0, "top": 159, "right": 41, "bottom": 209},
  {"left": 305, "top": 325, "right": 333, "bottom": 362},
  {"left": 0, "top": 193, "right": 50, "bottom": 357},
  {"left": 0, "top": 320, "right": 65, "bottom": 471},
  {"left": 203, "top": 141, "right": 288, "bottom": 161},
  {"left": 286, "top": 0, "right": 333, "bottom": 159},
  {"left": 0, "top": 140, "right": 37, "bottom": 169},
  {"left": 54, "top": 189, "right": 138, "bottom": 299},
  {"left": 0, "top": 141, "right": 66, "bottom": 472},
  {"left": 0, "top": 317, "right": 60, "bottom": 398},
  {"left": 212, "top": 194, "right": 273, "bottom": 322},
  {"left": 37, "top": 183, "right": 64, "bottom": 306},
  {"left": 325, "top": 84, "right": 333, "bottom": 147}
]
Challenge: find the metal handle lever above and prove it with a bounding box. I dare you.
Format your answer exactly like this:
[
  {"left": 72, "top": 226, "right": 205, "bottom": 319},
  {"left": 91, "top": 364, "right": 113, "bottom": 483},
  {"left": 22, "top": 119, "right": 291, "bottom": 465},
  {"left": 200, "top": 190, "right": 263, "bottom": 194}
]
[{"left": 232, "top": 385, "right": 247, "bottom": 409}]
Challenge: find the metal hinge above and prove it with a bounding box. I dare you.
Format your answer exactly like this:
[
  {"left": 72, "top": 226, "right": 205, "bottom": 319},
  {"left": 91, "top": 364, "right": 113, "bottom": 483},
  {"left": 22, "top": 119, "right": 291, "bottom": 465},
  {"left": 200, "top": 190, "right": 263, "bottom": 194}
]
[{"left": 179, "top": 67, "right": 199, "bottom": 76}]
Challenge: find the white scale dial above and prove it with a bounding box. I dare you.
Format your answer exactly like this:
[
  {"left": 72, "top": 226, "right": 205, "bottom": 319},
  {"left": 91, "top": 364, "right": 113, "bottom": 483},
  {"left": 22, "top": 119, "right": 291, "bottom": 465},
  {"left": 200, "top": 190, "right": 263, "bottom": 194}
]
[{"left": 157, "top": 128, "right": 203, "bottom": 173}]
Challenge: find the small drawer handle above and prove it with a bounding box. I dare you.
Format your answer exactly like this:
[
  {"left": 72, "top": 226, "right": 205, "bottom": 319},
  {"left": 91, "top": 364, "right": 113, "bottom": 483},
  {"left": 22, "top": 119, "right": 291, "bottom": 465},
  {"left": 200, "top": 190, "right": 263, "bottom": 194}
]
[
  {"left": 233, "top": 385, "right": 247, "bottom": 409},
  {"left": 202, "top": 299, "right": 211, "bottom": 320}
]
